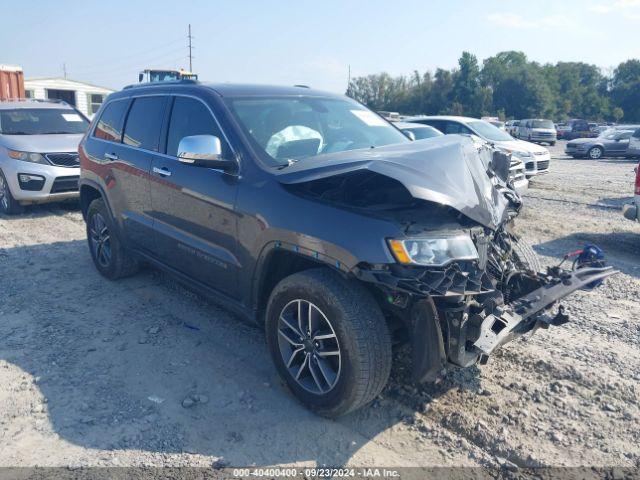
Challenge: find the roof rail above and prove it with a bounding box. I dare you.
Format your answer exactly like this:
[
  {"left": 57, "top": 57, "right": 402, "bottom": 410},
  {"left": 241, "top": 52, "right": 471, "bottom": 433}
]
[
  {"left": 0, "top": 97, "right": 68, "bottom": 105},
  {"left": 123, "top": 78, "right": 199, "bottom": 90}
]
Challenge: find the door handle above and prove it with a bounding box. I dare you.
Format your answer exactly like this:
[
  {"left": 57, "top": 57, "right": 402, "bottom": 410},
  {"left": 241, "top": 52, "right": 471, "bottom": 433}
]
[
  {"left": 104, "top": 152, "right": 118, "bottom": 161},
  {"left": 153, "top": 166, "right": 172, "bottom": 177}
]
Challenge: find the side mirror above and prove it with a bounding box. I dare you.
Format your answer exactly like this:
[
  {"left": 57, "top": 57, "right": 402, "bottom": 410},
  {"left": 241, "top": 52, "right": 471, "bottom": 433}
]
[
  {"left": 138, "top": 73, "right": 144, "bottom": 83},
  {"left": 403, "top": 130, "right": 416, "bottom": 141},
  {"left": 177, "top": 135, "right": 236, "bottom": 172}
]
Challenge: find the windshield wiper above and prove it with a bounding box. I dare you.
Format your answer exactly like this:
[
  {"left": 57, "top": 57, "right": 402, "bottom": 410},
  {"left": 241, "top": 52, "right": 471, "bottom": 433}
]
[
  {"left": 39, "top": 131, "right": 76, "bottom": 134},
  {"left": 1, "top": 131, "right": 30, "bottom": 135}
]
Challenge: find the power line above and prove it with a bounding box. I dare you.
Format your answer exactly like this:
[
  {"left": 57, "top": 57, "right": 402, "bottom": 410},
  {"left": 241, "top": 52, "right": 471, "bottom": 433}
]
[
  {"left": 71, "top": 36, "right": 186, "bottom": 71},
  {"left": 69, "top": 46, "right": 189, "bottom": 76}
]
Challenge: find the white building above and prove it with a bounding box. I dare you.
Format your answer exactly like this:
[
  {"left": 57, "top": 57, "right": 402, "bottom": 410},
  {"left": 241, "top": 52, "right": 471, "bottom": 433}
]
[{"left": 24, "top": 77, "right": 114, "bottom": 118}]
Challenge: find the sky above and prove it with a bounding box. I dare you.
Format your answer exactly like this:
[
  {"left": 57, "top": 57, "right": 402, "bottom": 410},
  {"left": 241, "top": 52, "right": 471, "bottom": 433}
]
[{"left": 2, "top": 0, "right": 639, "bottom": 93}]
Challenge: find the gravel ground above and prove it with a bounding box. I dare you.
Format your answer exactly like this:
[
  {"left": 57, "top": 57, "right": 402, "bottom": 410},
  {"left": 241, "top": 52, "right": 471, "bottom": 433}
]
[{"left": 0, "top": 141, "right": 639, "bottom": 468}]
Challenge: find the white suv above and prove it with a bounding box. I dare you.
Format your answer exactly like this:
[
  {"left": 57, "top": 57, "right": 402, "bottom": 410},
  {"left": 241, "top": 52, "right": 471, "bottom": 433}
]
[
  {"left": 406, "top": 116, "right": 551, "bottom": 178},
  {"left": 0, "top": 99, "right": 89, "bottom": 214}
]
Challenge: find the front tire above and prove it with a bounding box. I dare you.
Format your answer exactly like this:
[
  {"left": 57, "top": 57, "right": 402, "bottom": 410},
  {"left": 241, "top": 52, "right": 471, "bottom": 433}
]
[
  {"left": 266, "top": 268, "right": 392, "bottom": 417},
  {"left": 512, "top": 237, "right": 542, "bottom": 273},
  {"left": 86, "top": 198, "right": 139, "bottom": 280},
  {"left": 0, "top": 169, "right": 24, "bottom": 215}
]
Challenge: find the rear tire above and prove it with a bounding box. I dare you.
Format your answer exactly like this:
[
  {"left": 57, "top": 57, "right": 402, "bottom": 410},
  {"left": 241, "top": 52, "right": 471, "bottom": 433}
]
[
  {"left": 0, "top": 169, "right": 24, "bottom": 215},
  {"left": 266, "top": 268, "right": 391, "bottom": 417},
  {"left": 86, "top": 198, "right": 139, "bottom": 280},
  {"left": 588, "top": 146, "right": 604, "bottom": 160}
]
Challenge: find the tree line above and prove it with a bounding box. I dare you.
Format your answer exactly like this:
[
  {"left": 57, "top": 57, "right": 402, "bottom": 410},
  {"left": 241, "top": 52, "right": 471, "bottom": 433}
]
[{"left": 346, "top": 51, "right": 640, "bottom": 123}]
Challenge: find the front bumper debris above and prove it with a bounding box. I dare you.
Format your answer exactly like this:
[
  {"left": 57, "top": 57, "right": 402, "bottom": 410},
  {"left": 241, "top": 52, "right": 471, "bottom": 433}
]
[{"left": 472, "top": 266, "right": 618, "bottom": 355}]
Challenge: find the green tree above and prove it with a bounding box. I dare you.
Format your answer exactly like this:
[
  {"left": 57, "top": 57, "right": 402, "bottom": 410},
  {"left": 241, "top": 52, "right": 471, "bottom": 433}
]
[
  {"left": 612, "top": 107, "right": 624, "bottom": 123},
  {"left": 611, "top": 60, "right": 640, "bottom": 122}
]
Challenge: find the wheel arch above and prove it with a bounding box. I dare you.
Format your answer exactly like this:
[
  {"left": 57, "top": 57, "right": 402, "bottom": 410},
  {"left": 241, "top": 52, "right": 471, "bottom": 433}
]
[
  {"left": 251, "top": 242, "right": 351, "bottom": 323},
  {"left": 79, "top": 179, "right": 112, "bottom": 221}
]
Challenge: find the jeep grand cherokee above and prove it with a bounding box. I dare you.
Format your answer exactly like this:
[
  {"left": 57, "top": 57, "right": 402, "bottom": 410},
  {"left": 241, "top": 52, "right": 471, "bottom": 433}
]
[{"left": 78, "top": 81, "right": 615, "bottom": 417}]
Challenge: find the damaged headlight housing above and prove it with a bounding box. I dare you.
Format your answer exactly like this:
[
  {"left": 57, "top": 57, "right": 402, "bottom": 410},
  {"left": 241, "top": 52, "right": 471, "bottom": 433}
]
[{"left": 388, "top": 235, "right": 478, "bottom": 266}]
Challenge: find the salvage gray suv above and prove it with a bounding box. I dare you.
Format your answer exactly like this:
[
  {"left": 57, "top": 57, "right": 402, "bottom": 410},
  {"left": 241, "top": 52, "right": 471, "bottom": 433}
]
[
  {"left": 0, "top": 99, "right": 88, "bottom": 214},
  {"left": 79, "top": 81, "right": 615, "bottom": 417}
]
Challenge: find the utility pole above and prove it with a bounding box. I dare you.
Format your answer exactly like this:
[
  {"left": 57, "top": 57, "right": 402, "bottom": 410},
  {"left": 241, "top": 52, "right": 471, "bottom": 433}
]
[
  {"left": 63, "top": 63, "right": 67, "bottom": 79},
  {"left": 188, "top": 24, "right": 193, "bottom": 72},
  {"left": 347, "top": 64, "right": 351, "bottom": 91}
]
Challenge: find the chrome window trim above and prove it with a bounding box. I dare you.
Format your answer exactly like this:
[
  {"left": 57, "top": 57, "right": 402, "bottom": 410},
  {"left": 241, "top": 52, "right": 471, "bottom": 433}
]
[{"left": 90, "top": 93, "right": 237, "bottom": 160}]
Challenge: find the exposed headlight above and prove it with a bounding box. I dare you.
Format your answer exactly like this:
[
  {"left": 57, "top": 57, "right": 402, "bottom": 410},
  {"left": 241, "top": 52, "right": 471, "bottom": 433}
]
[
  {"left": 388, "top": 235, "right": 478, "bottom": 266},
  {"left": 7, "top": 150, "right": 48, "bottom": 164}
]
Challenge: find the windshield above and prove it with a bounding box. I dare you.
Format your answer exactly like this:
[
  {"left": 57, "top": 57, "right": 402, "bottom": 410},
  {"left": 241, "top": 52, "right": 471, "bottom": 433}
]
[
  {"left": 0, "top": 108, "right": 89, "bottom": 135},
  {"left": 226, "top": 96, "right": 409, "bottom": 167},
  {"left": 532, "top": 119, "right": 554, "bottom": 129},
  {"left": 466, "top": 120, "right": 513, "bottom": 142}
]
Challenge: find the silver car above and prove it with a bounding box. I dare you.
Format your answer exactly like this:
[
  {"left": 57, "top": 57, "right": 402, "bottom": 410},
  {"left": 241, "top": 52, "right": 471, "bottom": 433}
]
[{"left": 0, "top": 99, "right": 89, "bottom": 214}]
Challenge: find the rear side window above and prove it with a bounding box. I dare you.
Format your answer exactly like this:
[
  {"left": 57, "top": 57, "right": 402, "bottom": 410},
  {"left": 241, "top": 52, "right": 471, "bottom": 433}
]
[
  {"left": 633, "top": 129, "right": 640, "bottom": 139},
  {"left": 166, "top": 97, "right": 229, "bottom": 157},
  {"left": 443, "top": 122, "right": 472, "bottom": 135},
  {"left": 93, "top": 100, "right": 128, "bottom": 142},
  {"left": 123, "top": 97, "right": 167, "bottom": 151}
]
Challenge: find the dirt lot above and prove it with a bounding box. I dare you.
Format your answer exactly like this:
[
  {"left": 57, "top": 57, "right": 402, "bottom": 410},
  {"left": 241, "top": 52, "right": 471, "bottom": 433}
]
[{"left": 1, "top": 141, "right": 639, "bottom": 468}]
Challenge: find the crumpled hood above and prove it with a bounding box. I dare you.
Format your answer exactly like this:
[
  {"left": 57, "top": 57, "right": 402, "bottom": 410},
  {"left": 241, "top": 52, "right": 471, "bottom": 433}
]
[
  {"left": 0, "top": 133, "right": 83, "bottom": 153},
  {"left": 276, "top": 135, "right": 512, "bottom": 230}
]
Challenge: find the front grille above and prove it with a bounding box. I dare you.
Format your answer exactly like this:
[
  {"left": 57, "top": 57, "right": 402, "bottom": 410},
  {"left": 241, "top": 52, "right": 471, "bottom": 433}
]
[
  {"left": 537, "top": 160, "right": 550, "bottom": 170},
  {"left": 50, "top": 175, "right": 79, "bottom": 193},
  {"left": 45, "top": 153, "right": 80, "bottom": 168},
  {"left": 535, "top": 132, "right": 554, "bottom": 137},
  {"left": 525, "top": 161, "right": 534, "bottom": 170}
]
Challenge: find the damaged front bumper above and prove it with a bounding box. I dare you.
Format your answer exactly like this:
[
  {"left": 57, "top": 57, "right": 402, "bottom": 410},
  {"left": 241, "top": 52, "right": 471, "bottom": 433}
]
[
  {"left": 355, "top": 260, "right": 618, "bottom": 382},
  {"left": 471, "top": 266, "right": 617, "bottom": 356}
]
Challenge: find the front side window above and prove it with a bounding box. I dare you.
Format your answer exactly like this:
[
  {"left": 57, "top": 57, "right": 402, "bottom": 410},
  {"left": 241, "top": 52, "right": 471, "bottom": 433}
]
[
  {"left": 93, "top": 100, "right": 129, "bottom": 142},
  {"left": 166, "top": 97, "right": 229, "bottom": 157},
  {"left": 226, "top": 96, "right": 408, "bottom": 167},
  {"left": 122, "top": 97, "right": 166, "bottom": 151},
  {"left": 0, "top": 108, "right": 88, "bottom": 135}
]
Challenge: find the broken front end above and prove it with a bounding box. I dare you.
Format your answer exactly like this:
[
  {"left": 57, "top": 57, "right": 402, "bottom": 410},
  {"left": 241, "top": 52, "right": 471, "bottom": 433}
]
[
  {"left": 280, "top": 136, "right": 617, "bottom": 382},
  {"left": 356, "top": 225, "right": 617, "bottom": 382}
]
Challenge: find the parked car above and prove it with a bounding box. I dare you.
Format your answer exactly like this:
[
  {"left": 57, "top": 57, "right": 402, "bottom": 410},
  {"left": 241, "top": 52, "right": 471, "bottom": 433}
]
[
  {"left": 79, "top": 82, "right": 613, "bottom": 417},
  {"left": 565, "top": 129, "right": 634, "bottom": 159},
  {"left": 394, "top": 122, "right": 443, "bottom": 141},
  {"left": 563, "top": 119, "right": 597, "bottom": 140},
  {"left": 555, "top": 123, "right": 571, "bottom": 139},
  {"left": 622, "top": 161, "right": 640, "bottom": 222},
  {"left": 628, "top": 128, "right": 640, "bottom": 159},
  {"left": 516, "top": 119, "right": 557, "bottom": 146},
  {"left": 505, "top": 120, "right": 520, "bottom": 136},
  {"left": 0, "top": 98, "right": 89, "bottom": 214},
  {"left": 405, "top": 115, "right": 550, "bottom": 178}
]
